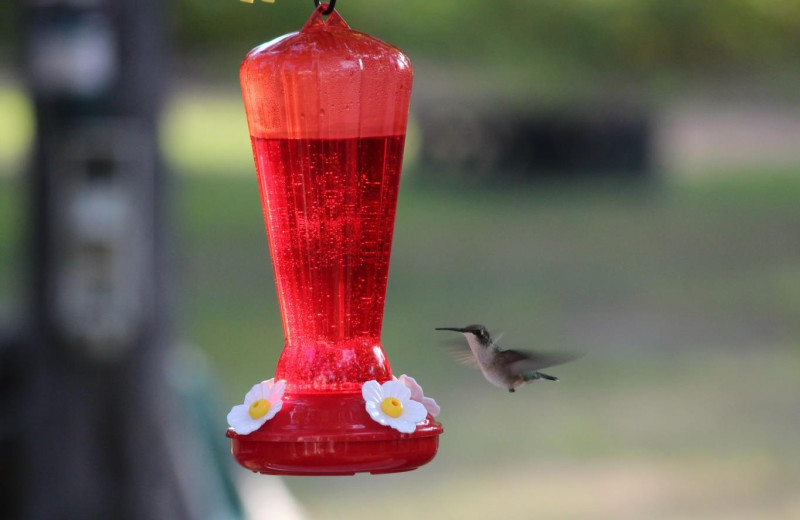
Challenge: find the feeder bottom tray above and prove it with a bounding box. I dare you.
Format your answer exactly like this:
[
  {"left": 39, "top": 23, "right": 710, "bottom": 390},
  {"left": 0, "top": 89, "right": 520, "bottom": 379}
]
[{"left": 227, "top": 391, "right": 443, "bottom": 476}]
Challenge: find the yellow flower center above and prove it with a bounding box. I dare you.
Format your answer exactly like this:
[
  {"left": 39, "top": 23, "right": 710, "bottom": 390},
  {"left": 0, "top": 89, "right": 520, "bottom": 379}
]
[
  {"left": 248, "top": 398, "right": 271, "bottom": 419},
  {"left": 381, "top": 397, "right": 404, "bottom": 418}
]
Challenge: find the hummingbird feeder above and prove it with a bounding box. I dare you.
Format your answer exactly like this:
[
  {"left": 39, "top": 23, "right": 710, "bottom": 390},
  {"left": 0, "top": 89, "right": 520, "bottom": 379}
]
[{"left": 226, "top": 1, "right": 443, "bottom": 475}]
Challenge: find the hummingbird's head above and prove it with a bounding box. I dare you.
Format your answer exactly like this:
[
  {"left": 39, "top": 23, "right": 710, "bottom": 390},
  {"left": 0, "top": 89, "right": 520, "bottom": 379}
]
[{"left": 435, "top": 324, "right": 492, "bottom": 347}]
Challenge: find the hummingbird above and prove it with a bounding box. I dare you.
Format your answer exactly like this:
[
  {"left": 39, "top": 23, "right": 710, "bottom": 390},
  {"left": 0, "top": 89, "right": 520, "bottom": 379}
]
[{"left": 435, "top": 324, "right": 581, "bottom": 393}]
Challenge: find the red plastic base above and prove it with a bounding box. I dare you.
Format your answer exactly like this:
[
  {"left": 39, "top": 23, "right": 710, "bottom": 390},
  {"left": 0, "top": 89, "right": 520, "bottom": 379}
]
[{"left": 227, "top": 391, "right": 443, "bottom": 475}]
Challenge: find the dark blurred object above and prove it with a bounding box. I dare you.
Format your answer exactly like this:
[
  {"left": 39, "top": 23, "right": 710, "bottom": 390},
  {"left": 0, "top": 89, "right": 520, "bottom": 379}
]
[
  {"left": 4, "top": 1, "right": 241, "bottom": 520},
  {"left": 418, "top": 103, "right": 652, "bottom": 182},
  {"left": 0, "top": 327, "right": 24, "bottom": 519}
]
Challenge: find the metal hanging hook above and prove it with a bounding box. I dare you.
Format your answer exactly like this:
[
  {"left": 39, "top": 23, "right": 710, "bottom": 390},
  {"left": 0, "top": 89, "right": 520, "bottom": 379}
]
[{"left": 314, "top": 0, "right": 336, "bottom": 15}]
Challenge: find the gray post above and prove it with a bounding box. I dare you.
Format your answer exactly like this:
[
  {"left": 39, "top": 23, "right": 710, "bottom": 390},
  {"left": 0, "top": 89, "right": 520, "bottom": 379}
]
[{"left": 12, "top": 1, "right": 229, "bottom": 519}]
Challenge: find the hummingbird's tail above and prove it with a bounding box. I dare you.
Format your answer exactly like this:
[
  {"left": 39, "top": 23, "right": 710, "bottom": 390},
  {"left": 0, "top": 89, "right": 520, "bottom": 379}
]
[{"left": 523, "top": 371, "right": 559, "bottom": 382}]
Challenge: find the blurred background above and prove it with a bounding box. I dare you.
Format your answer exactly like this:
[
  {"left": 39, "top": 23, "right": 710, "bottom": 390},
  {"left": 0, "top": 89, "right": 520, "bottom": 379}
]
[{"left": 1, "top": 1, "right": 799, "bottom": 519}]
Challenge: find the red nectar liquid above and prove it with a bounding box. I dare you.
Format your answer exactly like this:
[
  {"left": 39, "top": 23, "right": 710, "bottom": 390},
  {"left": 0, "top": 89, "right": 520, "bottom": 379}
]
[{"left": 251, "top": 135, "right": 405, "bottom": 392}]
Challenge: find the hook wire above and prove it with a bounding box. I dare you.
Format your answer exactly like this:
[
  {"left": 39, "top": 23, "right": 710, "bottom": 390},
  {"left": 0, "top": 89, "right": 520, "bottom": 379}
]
[{"left": 314, "top": 0, "right": 336, "bottom": 15}]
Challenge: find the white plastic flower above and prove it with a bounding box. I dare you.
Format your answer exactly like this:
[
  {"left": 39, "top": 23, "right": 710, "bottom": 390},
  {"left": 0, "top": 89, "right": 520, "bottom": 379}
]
[
  {"left": 397, "top": 374, "right": 441, "bottom": 417},
  {"left": 227, "top": 379, "right": 285, "bottom": 435},
  {"left": 362, "top": 380, "right": 427, "bottom": 433}
]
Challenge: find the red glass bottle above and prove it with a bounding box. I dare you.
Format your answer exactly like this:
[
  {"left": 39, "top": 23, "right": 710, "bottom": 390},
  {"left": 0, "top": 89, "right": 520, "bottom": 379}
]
[{"left": 227, "top": 4, "right": 442, "bottom": 475}]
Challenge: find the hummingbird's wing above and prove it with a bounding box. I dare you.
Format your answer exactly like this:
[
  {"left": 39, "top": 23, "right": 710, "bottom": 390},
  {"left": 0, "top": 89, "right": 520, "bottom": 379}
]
[
  {"left": 438, "top": 338, "right": 480, "bottom": 368},
  {"left": 497, "top": 349, "right": 583, "bottom": 376}
]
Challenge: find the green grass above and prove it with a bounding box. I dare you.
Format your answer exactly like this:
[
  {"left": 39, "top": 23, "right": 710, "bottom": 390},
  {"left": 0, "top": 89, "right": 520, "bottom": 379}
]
[
  {"left": 0, "top": 85, "right": 33, "bottom": 174},
  {"left": 4, "top": 164, "right": 799, "bottom": 519},
  {"left": 162, "top": 89, "right": 255, "bottom": 176},
  {"left": 175, "top": 172, "right": 800, "bottom": 518},
  {"left": 0, "top": 174, "right": 21, "bottom": 311}
]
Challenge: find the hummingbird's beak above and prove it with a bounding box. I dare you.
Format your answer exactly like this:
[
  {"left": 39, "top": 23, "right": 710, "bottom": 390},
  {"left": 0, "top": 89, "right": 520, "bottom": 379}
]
[{"left": 435, "top": 327, "right": 467, "bottom": 333}]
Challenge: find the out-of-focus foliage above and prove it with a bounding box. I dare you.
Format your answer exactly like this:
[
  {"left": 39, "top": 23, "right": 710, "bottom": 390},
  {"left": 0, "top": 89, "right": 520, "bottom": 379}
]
[
  {"left": 3, "top": 1, "right": 797, "bottom": 89},
  {"left": 171, "top": 0, "right": 800, "bottom": 81},
  {"left": 0, "top": 2, "right": 15, "bottom": 59}
]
